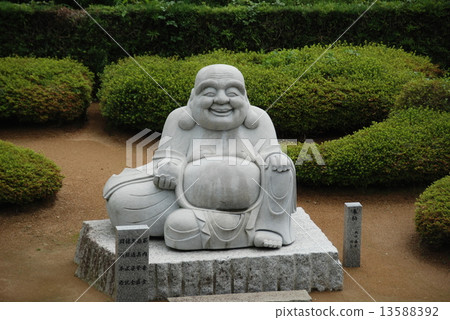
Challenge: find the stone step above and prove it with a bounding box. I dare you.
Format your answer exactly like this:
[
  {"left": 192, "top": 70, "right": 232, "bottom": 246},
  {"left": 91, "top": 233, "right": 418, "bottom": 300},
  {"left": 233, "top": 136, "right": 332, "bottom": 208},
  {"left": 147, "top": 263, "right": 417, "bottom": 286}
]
[{"left": 168, "top": 290, "right": 312, "bottom": 302}]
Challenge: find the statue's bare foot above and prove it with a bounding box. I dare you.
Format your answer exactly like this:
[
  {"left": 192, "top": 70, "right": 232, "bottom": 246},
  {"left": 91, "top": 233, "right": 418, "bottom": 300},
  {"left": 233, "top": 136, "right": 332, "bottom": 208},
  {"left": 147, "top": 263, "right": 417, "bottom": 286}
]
[{"left": 254, "top": 231, "right": 282, "bottom": 248}]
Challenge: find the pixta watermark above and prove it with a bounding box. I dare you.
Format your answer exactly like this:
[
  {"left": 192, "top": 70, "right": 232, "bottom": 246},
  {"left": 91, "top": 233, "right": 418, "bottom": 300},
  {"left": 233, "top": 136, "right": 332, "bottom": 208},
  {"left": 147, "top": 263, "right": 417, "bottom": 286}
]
[{"left": 126, "top": 129, "right": 325, "bottom": 168}]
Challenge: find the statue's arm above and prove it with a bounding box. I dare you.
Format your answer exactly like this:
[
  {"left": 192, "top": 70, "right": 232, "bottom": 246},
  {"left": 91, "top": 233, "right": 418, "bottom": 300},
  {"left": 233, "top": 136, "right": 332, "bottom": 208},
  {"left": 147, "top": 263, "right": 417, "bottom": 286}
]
[
  {"left": 251, "top": 107, "right": 293, "bottom": 172},
  {"left": 250, "top": 107, "right": 281, "bottom": 157},
  {"left": 152, "top": 107, "right": 190, "bottom": 189}
]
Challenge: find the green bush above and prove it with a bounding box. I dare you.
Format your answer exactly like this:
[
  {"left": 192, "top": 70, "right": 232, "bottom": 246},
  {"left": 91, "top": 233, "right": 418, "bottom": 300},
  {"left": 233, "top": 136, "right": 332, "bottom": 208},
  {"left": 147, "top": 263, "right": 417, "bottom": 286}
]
[
  {"left": 288, "top": 108, "right": 450, "bottom": 187},
  {"left": 99, "top": 55, "right": 196, "bottom": 131},
  {"left": 415, "top": 175, "right": 450, "bottom": 248},
  {"left": 0, "top": 140, "right": 64, "bottom": 205},
  {"left": 394, "top": 78, "right": 450, "bottom": 112},
  {"left": 0, "top": 57, "right": 93, "bottom": 123},
  {"left": 99, "top": 45, "right": 439, "bottom": 137},
  {"left": 0, "top": 0, "right": 448, "bottom": 80},
  {"left": 4, "top": 0, "right": 116, "bottom": 5},
  {"left": 4, "top": 0, "right": 442, "bottom": 7},
  {"left": 55, "top": 0, "right": 117, "bottom": 7}
]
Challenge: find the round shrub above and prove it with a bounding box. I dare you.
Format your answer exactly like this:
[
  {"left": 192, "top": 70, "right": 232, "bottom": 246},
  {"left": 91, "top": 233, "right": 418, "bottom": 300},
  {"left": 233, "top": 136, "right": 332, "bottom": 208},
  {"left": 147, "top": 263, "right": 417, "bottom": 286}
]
[
  {"left": 98, "top": 44, "right": 440, "bottom": 138},
  {"left": 0, "top": 140, "right": 64, "bottom": 205},
  {"left": 415, "top": 175, "right": 450, "bottom": 248},
  {"left": 288, "top": 108, "right": 450, "bottom": 187},
  {"left": 253, "top": 44, "right": 441, "bottom": 136},
  {"left": 99, "top": 56, "right": 199, "bottom": 131},
  {"left": 0, "top": 57, "right": 93, "bottom": 123},
  {"left": 394, "top": 77, "right": 450, "bottom": 112}
]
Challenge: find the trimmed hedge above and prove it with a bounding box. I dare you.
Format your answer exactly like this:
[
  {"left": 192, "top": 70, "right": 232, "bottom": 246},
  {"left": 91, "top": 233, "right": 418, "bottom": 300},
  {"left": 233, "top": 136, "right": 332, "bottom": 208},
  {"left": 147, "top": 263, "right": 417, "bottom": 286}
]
[
  {"left": 4, "top": 1, "right": 442, "bottom": 7},
  {"left": 4, "top": 0, "right": 116, "bottom": 5},
  {"left": 0, "top": 0, "right": 448, "bottom": 80},
  {"left": 55, "top": 0, "right": 426, "bottom": 6},
  {"left": 0, "top": 57, "right": 93, "bottom": 123},
  {"left": 99, "top": 45, "right": 440, "bottom": 137},
  {"left": 415, "top": 175, "right": 450, "bottom": 248},
  {"left": 394, "top": 78, "right": 450, "bottom": 113},
  {"left": 288, "top": 108, "right": 450, "bottom": 187},
  {"left": 0, "top": 140, "right": 64, "bottom": 205}
]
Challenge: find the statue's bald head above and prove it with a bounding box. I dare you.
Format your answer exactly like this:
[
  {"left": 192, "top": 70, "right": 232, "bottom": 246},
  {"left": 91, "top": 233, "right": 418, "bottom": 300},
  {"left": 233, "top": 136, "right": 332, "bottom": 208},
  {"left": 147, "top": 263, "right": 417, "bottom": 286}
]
[
  {"left": 186, "top": 64, "right": 255, "bottom": 131},
  {"left": 194, "top": 64, "right": 245, "bottom": 88}
]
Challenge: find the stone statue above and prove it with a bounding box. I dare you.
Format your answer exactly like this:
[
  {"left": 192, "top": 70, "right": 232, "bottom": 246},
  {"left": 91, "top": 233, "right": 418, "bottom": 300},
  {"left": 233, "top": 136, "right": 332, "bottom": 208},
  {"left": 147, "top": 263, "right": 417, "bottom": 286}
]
[{"left": 103, "top": 64, "right": 296, "bottom": 250}]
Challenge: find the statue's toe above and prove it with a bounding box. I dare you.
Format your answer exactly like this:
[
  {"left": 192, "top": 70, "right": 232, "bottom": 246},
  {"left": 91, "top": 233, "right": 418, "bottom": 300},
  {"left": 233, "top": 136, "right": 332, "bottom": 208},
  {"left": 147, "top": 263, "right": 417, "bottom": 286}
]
[{"left": 254, "top": 231, "right": 282, "bottom": 249}]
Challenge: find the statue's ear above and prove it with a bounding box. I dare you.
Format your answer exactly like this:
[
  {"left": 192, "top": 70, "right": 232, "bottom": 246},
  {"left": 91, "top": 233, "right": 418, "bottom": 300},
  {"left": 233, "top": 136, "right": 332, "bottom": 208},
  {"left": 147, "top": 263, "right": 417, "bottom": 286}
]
[
  {"left": 188, "top": 88, "right": 195, "bottom": 103},
  {"left": 178, "top": 106, "right": 196, "bottom": 130},
  {"left": 244, "top": 106, "right": 259, "bottom": 129}
]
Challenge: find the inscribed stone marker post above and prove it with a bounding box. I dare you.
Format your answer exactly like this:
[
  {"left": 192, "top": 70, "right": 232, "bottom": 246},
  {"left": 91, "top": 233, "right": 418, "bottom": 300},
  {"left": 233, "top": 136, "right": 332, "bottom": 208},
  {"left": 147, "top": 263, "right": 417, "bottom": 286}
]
[
  {"left": 343, "top": 202, "right": 362, "bottom": 267},
  {"left": 115, "top": 225, "right": 150, "bottom": 301}
]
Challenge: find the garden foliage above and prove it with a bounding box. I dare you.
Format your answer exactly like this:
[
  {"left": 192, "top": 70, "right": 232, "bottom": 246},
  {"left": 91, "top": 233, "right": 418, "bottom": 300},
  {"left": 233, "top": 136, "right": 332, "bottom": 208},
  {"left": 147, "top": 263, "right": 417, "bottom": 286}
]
[
  {"left": 0, "top": 0, "right": 447, "bottom": 80},
  {"left": 288, "top": 108, "right": 450, "bottom": 187},
  {"left": 0, "top": 140, "right": 64, "bottom": 205},
  {"left": 10, "top": 0, "right": 428, "bottom": 6},
  {"left": 415, "top": 175, "right": 450, "bottom": 248},
  {"left": 0, "top": 57, "right": 93, "bottom": 123},
  {"left": 99, "top": 45, "right": 440, "bottom": 137},
  {"left": 394, "top": 77, "right": 450, "bottom": 113}
]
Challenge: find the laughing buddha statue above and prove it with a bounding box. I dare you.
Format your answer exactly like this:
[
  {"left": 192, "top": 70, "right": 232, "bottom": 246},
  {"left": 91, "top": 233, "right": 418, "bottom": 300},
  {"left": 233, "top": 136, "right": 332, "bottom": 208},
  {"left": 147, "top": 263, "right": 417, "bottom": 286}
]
[{"left": 103, "top": 64, "right": 296, "bottom": 250}]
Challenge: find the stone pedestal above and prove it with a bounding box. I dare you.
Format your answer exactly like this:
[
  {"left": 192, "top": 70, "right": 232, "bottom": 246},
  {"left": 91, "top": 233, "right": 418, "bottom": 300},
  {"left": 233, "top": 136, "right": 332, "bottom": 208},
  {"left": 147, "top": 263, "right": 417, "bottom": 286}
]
[{"left": 74, "top": 208, "right": 343, "bottom": 300}]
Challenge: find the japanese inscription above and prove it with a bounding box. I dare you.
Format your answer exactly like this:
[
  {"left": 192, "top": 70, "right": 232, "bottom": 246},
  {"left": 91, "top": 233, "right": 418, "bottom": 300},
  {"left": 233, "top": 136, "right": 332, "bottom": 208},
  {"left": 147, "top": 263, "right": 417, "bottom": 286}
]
[
  {"left": 343, "top": 202, "right": 362, "bottom": 267},
  {"left": 115, "top": 225, "right": 150, "bottom": 301}
]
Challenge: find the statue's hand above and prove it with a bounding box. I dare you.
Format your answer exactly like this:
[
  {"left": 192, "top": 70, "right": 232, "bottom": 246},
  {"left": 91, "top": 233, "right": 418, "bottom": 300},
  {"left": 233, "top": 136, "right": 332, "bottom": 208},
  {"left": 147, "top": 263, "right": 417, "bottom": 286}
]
[
  {"left": 153, "top": 159, "right": 180, "bottom": 190},
  {"left": 266, "top": 153, "right": 291, "bottom": 172}
]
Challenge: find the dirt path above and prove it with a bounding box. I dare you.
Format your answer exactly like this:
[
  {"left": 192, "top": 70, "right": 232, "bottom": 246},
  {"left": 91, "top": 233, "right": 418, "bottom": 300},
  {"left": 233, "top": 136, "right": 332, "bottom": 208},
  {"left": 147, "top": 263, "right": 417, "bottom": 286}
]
[{"left": 0, "top": 104, "right": 448, "bottom": 302}]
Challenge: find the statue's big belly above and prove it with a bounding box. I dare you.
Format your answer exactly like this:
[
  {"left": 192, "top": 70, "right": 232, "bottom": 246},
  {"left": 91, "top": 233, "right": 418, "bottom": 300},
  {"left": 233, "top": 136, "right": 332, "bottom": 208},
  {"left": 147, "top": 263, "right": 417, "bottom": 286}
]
[{"left": 183, "top": 157, "right": 261, "bottom": 210}]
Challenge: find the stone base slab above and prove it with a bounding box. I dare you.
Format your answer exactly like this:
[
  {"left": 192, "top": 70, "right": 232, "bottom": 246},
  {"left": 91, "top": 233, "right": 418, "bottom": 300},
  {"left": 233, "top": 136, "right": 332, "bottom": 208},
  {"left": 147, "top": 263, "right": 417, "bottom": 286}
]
[
  {"left": 168, "top": 290, "right": 312, "bottom": 302},
  {"left": 74, "top": 208, "right": 343, "bottom": 301}
]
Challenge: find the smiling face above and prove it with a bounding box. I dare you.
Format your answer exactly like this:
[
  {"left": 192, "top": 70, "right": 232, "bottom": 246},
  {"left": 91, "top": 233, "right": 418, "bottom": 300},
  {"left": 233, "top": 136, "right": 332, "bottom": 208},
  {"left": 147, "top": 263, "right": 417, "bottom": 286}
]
[{"left": 189, "top": 64, "right": 250, "bottom": 131}]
